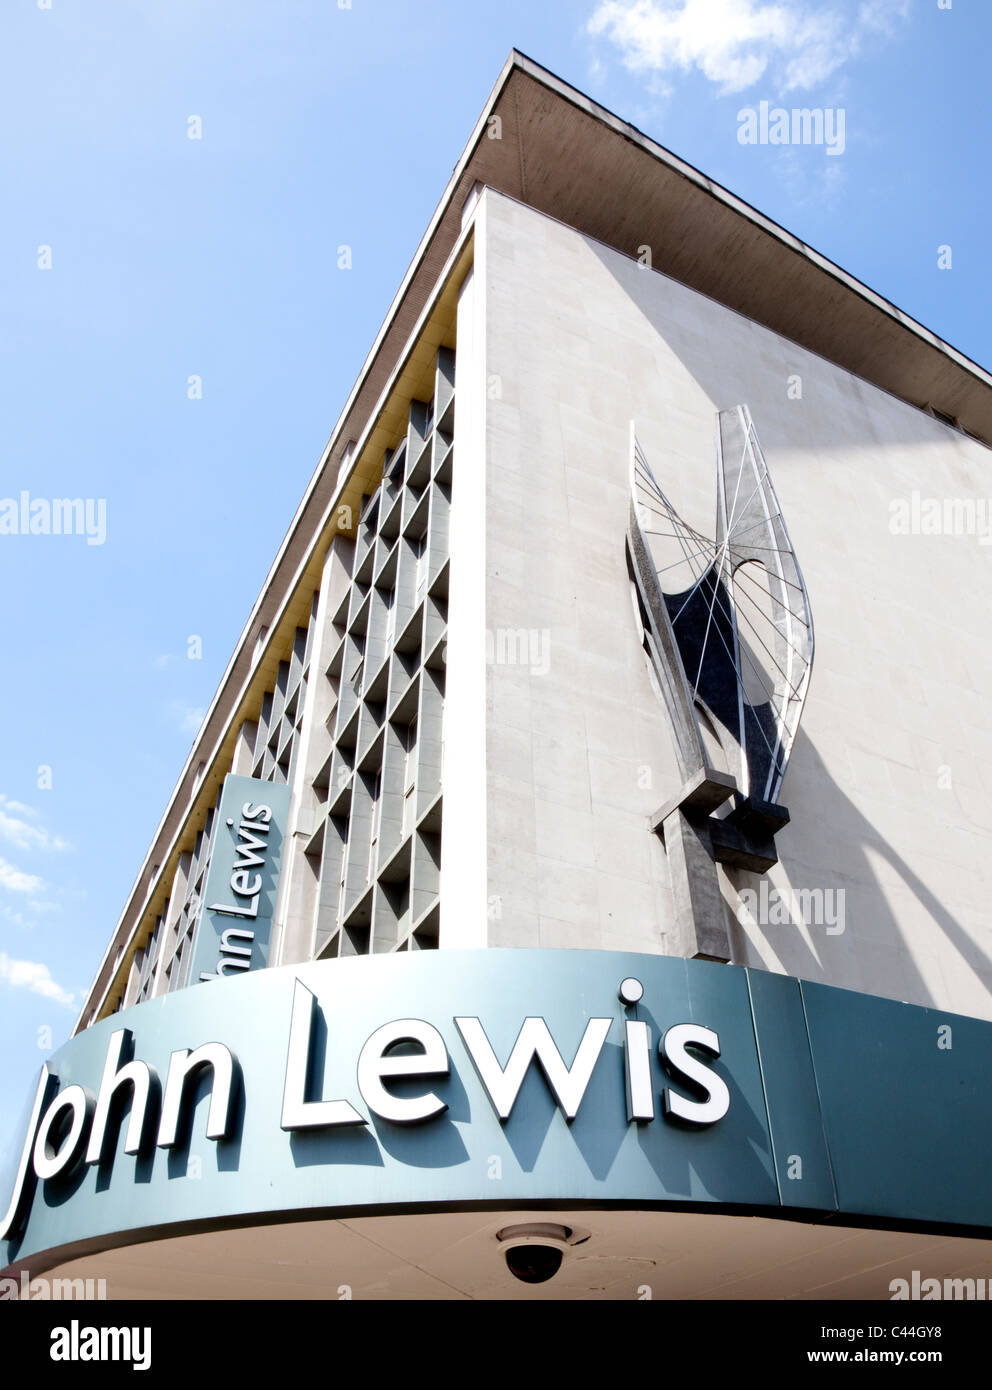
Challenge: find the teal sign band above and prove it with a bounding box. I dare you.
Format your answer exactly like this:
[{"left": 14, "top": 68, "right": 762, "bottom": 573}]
[
  {"left": 188, "top": 774, "right": 290, "bottom": 984},
  {"left": 1, "top": 951, "right": 989, "bottom": 1277}
]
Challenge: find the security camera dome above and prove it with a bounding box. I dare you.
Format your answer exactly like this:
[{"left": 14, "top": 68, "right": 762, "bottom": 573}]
[
  {"left": 496, "top": 1223, "right": 577, "bottom": 1284},
  {"left": 503, "top": 1242, "right": 564, "bottom": 1284}
]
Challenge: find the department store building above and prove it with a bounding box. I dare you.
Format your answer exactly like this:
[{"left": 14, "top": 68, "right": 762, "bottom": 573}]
[{"left": 4, "top": 53, "right": 992, "bottom": 1301}]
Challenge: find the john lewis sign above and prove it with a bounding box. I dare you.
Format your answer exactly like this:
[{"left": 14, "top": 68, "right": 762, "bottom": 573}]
[
  {"left": 189, "top": 775, "right": 290, "bottom": 984},
  {"left": 1, "top": 972, "right": 729, "bottom": 1245},
  {"left": 4, "top": 950, "right": 992, "bottom": 1280}
]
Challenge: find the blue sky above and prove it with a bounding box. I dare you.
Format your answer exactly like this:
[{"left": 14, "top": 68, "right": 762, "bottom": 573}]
[{"left": 0, "top": 0, "right": 988, "bottom": 1163}]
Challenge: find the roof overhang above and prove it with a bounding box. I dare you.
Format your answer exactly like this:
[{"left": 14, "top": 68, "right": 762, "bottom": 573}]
[{"left": 458, "top": 51, "right": 992, "bottom": 441}]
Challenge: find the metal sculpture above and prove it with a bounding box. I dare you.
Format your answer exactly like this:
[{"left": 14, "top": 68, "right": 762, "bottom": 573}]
[{"left": 627, "top": 407, "right": 814, "bottom": 958}]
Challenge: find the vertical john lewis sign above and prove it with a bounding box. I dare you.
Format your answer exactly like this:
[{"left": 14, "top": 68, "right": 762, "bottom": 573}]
[{"left": 189, "top": 775, "right": 290, "bottom": 984}]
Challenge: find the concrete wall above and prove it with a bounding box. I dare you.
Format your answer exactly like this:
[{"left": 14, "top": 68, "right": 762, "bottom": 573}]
[{"left": 477, "top": 187, "right": 992, "bottom": 1020}]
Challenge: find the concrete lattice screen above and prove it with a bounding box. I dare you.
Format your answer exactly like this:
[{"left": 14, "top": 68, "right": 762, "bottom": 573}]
[
  {"left": 312, "top": 346, "right": 453, "bottom": 959},
  {"left": 119, "top": 349, "right": 453, "bottom": 1001}
]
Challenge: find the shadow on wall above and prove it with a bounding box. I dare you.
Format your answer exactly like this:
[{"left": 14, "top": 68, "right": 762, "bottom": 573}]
[
  {"left": 581, "top": 237, "right": 991, "bottom": 1013},
  {"left": 724, "top": 728, "right": 992, "bottom": 1015},
  {"left": 586, "top": 237, "right": 957, "bottom": 453}
]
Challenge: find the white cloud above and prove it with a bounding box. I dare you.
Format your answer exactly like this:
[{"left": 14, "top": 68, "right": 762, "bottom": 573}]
[
  {"left": 172, "top": 701, "right": 206, "bottom": 736},
  {"left": 587, "top": 0, "right": 910, "bottom": 94},
  {"left": 858, "top": 0, "right": 910, "bottom": 34},
  {"left": 0, "top": 900, "right": 59, "bottom": 929},
  {"left": 777, "top": 142, "right": 849, "bottom": 205},
  {"left": 0, "top": 952, "right": 75, "bottom": 1008},
  {"left": 0, "top": 794, "right": 68, "bottom": 853},
  {"left": 0, "top": 858, "right": 44, "bottom": 894}
]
